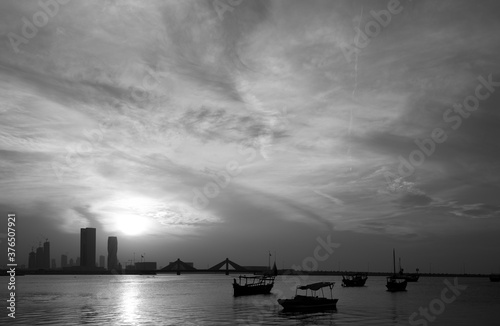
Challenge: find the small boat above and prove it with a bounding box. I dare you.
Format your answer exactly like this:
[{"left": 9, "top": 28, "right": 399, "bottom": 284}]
[
  {"left": 233, "top": 275, "right": 275, "bottom": 296},
  {"left": 386, "top": 249, "right": 407, "bottom": 292},
  {"left": 403, "top": 273, "right": 420, "bottom": 282},
  {"left": 398, "top": 259, "right": 419, "bottom": 282},
  {"left": 278, "top": 282, "right": 338, "bottom": 311},
  {"left": 341, "top": 274, "right": 367, "bottom": 287},
  {"left": 490, "top": 274, "right": 500, "bottom": 282},
  {"left": 386, "top": 275, "right": 408, "bottom": 292}
]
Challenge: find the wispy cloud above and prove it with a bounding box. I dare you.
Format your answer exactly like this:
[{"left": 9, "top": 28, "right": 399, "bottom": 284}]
[{"left": 1, "top": 0, "right": 500, "bottom": 270}]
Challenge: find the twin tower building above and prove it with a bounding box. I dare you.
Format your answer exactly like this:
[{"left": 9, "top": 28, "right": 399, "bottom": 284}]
[{"left": 80, "top": 228, "right": 118, "bottom": 270}]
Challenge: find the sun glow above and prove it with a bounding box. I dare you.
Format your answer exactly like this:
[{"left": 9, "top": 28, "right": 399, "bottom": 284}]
[
  {"left": 105, "top": 196, "right": 157, "bottom": 236},
  {"left": 98, "top": 194, "right": 222, "bottom": 236},
  {"left": 114, "top": 213, "right": 150, "bottom": 236}
]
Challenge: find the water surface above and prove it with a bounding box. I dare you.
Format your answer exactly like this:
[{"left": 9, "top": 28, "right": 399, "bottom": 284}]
[{"left": 1, "top": 274, "right": 498, "bottom": 325}]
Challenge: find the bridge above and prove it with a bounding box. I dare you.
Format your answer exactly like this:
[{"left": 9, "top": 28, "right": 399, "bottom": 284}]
[
  {"left": 157, "top": 258, "right": 252, "bottom": 275},
  {"left": 208, "top": 258, "right": 248, "bottom": 275}
]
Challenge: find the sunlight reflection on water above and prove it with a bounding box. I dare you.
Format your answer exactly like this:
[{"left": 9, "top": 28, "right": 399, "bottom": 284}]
[{"left": 2, "top": 274, "right": 499, "bottom": 325}]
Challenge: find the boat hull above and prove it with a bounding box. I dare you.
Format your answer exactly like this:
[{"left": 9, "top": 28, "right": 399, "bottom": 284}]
[
  {"left": 341, "top": 276, "right": 367, "bottom": 287},
  {"left": 404, "top": 275, "right": 419, "bottom": 282},
  {"left": 386, "top": 281, "right": 407, "bottom": 292},
  {"left": 386, "top": 276, "right": 407, "bottom": 292},
  {"left": 490, "top": 275, "right": 500, "bottom": 282},
  {"left": 278, "top": 296, "right": 338, "bottom": 311},
  {"left": 233, "top": 283, "right": 274, "bottom": 296}
]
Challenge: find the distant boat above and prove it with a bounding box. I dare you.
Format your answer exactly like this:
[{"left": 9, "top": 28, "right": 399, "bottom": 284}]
[
  {"left": 398, "top": 260, "right": 420, "bottom": 282},
  {"left": 232, "top": 275, "right": 275, "bottom": 296},
  {"left": 386, "top": 249, "right": 407, "bottom": 292},
  {"left": 403, "top": 273, "right": 420, "bottom": 282},
  {"left": 278, "top": 281, "right": 338, "bottom": 311},
  {"left": 341, "top": 273, "right": 368, "bottom": 287},
  {"left": 490, "top": 274, "right": 500, "bottom": 282},
  {"left": 386, "top": 275, "right": 408, "bottom": 292}
]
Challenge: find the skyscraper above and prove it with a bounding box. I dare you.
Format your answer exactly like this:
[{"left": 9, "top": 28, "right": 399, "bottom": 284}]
[
  {"left": 36, "top": 245, "right": 44, "bottom": 269},
  {"left": 43, "top": 240, "right": 50, "bottom": 269},
  {"left": 28, "top": 249, "right": 36, "bottom": 269},
  {"left": 80, "top": 228, "right": 96, "bottom": 268},
  {"left": 61, "top": 254, "right": 68, "bottom": 268},
  {"left": 107, "top": 236, "right": 118, "bottom": 271}
]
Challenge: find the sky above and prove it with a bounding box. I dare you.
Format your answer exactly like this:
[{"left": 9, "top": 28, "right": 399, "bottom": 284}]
[{"left": 1, "top": 0, "right": 500, "bottom": 274}]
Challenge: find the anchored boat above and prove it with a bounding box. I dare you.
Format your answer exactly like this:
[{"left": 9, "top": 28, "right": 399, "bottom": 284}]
[
  {"left": 386, "top": 249, "right": 407, "bottom": 292},
  {"left": 386, "top": 275, "right": 408, "bottom": 292},
  {"left": 398, "top": 259, "right": 420, "bottom": 282},
  {"left": 232, "top": 275, "right": 275, "bottom": 296},
  {"left": 278, "top": 281, "right": 338, "bottom": 311},
  {"left": 341, "top": 274, "right": 368, "bottom": 287}
]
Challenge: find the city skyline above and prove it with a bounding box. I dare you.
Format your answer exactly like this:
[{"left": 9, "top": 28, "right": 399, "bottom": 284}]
[
  {"left": 10, "top": 225, "right": 498, "bottom": 274},
  {"left": 1, "top": 0, "right": 500, "bottom": 274}
]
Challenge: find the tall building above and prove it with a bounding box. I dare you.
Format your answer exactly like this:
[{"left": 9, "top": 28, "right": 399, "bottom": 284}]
[
  {"left": 69, "top": 258, "right": 74, "bottom": 267},
  {"left": 107, "top": 236, "right": 118, "bottom": 271},
  {"left": 43, "top": 240, "right": 50, "bottom": 269},
  {"left": 99, "top": 255, "right": 105, "bottom": 268},
  {"left": 76, "top": 257, "right": 80, "bottom": 266},
  {"left": 51, "top": 258, "right": 56, "bottom": 269},
  {"left": 61, "top": 254, "right": 68, "bottom": 268},
  {"left": 28, "top": 249, "right": 36, "bottom": 269},
  {"left": 80, "top": 228, "right": 96, "bottom": 268},
  {"left": 36, "top": 245, "right": 44, "bottom": 269}
]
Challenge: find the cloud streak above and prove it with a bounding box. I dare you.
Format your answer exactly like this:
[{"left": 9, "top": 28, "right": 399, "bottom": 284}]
[{"left": 1, "top": 0, "right": 500, "bottom": 271}]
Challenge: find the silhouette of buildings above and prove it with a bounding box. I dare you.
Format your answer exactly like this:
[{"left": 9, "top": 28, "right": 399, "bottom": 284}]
[
  {"left": 43, "top": 240, "right": 50, "bottom": 269},
  {"left": 61, "top": 254, "right": 68, "bottom": 268},
  {"left": 107, "top": 236, "right": 118, "bottom": 271},
  {"left": 51, "top": 258, "right": 56, "bottom": 269},
  {"left": 28, "top": 249, "right": 36, "bottom": 269},
  {"left": 135, "top": 262, "right": 157, "bottom": 271},
  {"left": 76, "top": 257, "right": 80, "bottom": 266},
  {"left": 36, "top": 245, "right": 44, "bottom": 269},
  {"left": 80, "top": 228, "right": 96, "bottom": 268},
  {"left": 69, "top": 258, "right": 74, "bottom": 267},
  {"left": 99, "top": 255, "right": 105, "bottom": 268}
]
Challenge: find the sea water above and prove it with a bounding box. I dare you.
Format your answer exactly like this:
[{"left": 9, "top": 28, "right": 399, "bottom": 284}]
[{"left": 1, "top": 274, "right": 499, "bottom": 325}]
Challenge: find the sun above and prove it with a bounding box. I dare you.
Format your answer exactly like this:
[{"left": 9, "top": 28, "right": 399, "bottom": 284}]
[
  {"left": 115, "top": 214, "right": 148, "bottom": 236},
  {"left": 108, "top": 196, "right": 156, "bottom": 236}
]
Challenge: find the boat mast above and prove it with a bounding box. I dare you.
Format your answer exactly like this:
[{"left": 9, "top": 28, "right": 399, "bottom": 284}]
[
  {"left": 268, "top": 251, "right": 271, "bottom": 271},
  {"left": 393, "top": 249, "right": 396, "bottom": 275}
]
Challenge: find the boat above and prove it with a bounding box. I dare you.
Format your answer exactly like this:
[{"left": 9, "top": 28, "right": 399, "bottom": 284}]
[
  {"left": 232, "top": 275, "right": 275, "bottom": 296},
  {"left": 403, "top": 273, "right": 420, "bottom": 282},
  {"left": 277, "top": 282, "right": 338, "bottom": 311},
  {"left": 398, "top": 260, "right": 420, "bottom": 282},
  {"left": 386, "top": 249, "right": 407, "bottom": 292},
  {"left": 386, "top": 275, "right": 408, "bottom": 292},
  {"left": 341, "top": 273, "right": 367, "bottom": 287},
  {"left": 490, "top": 274, "right": 500, "bottom": 282}
]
